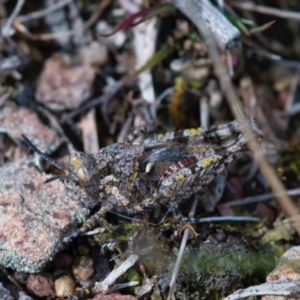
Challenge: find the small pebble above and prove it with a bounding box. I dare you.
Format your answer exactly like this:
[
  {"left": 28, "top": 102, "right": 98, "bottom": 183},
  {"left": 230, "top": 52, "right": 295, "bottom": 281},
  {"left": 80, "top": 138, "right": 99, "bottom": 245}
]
[
  {"left": 54, "top": 275, "right": 75, "bottom": 297},
  {"left": 26, "top": 273, "right": 54, "bottom": 297},
  {"left": 72, "top": 256, "right": 94, "bottom": 281}
]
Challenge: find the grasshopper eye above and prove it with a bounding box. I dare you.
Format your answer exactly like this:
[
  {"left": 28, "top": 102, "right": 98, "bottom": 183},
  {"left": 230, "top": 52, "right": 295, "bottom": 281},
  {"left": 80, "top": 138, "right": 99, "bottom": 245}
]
[
  {"left": 68, "top": 152, "right": 95, "bottom": 187},
  {"left": 145, "top": 162, "right": 154, "bottom": 174}
]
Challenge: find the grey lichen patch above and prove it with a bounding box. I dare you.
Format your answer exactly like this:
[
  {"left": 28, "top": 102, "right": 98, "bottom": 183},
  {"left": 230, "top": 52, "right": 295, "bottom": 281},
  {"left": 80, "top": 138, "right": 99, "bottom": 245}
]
[{"left": 0, "top": 159, "right": 90, "bottom": 273}]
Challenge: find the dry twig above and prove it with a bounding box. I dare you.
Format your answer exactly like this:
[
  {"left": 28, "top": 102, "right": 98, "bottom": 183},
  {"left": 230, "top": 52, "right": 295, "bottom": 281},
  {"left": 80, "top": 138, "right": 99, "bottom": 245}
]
[{"left": 232, "top": 2, "right": 300, "bottom": 22}]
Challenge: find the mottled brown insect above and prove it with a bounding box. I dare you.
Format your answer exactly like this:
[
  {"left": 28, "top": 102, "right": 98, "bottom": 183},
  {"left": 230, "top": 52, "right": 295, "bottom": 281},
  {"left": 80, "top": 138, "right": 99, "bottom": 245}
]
[{"left": 22, "top": 120, "right": 260, "bottom": 232}]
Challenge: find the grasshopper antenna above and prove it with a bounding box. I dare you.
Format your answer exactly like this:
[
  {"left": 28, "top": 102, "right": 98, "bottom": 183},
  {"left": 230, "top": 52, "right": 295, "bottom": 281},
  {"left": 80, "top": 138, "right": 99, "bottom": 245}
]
[{"left": 21, "top": 134, "right": 65, "bottom": 172}]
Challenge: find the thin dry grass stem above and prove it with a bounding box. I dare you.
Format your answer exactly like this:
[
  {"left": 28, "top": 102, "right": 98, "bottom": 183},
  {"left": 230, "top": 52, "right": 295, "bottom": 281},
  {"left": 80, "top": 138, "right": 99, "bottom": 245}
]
[
  {"left": 17, "top": 0, "right": 72, "bottom": 22},
  {"left": 93, "top": 254, "right": 139, "bottom": 294},
  {"left": 226, "top": 188, "right": 300, "bottom": 207},
  {"left": 232, "top": 2, "right": 300, "bottom": 22},
  {"left": 196, "top": 216, "right": 259, "bottom": 223},
  {"left": 82, "top": 0, "right": 112, "bottom": 31},
  {"left": 1, "top": 0, "right": 25, "bottom": 37},
  {"left": 167, "top": 196, "right": 199, "bottom": 300},
  {"left": 12, "top": 0, "right": 111, "bottom": 41},
  {"left": 80, "top": 109, "right": 99, "bottom": 154},
  {"left": 61, "top": 81, "right": 125, "bottom": 124},
  {"left": 15, "top": 27, "right": 75, "bottom": 41},
  {"left": 117, "top": 116, "right": 134, "bottom": 143},
  {"left": 133, "top": 17, "right": 158, "bottom": 123},
  {"left": 179, "top": 1, "right": 300, "bottom": 234}
]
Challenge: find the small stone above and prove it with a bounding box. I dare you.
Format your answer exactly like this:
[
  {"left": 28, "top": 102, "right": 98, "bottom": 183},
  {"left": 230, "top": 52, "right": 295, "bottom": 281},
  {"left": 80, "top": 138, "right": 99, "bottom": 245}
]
[
  {"left": 54, "top": 275, "right": 75, "bottom": 297},
  {"left": 72, "top": 256, "right": 94, "bottom": 281},
  {"left": 26, "top": 273, "right": 54, "bottom": 297}
]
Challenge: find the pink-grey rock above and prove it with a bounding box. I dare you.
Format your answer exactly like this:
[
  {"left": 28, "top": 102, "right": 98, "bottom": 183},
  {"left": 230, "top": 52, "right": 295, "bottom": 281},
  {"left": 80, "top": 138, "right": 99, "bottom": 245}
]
[{"left": 0, "top": 159, "right": 90, "bottom": 273}]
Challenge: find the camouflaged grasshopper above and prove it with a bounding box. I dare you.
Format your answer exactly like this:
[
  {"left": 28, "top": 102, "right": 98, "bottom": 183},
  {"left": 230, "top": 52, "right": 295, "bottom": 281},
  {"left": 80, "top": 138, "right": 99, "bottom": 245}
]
[{"left": 22, "top": 119, "right": 260, "bottom": 232}]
